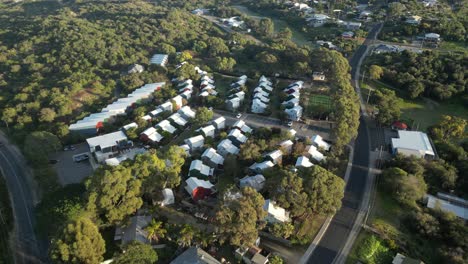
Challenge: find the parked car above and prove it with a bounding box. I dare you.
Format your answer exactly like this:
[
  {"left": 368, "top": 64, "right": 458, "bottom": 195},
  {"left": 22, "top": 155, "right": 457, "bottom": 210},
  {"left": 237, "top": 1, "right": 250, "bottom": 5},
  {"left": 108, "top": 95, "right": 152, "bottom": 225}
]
[
  {"left": 236, "top": 113, "right": 242, "bottom": 119},
  {"left": 49, "top": 159, "right": 59, "bottom": 164},
  {"left": 63, "top": 145, "right": 76, "bottom": 151},
  {"left": 73, "top": 154, "right": 89, "bottom": 163},
  {"left": 287, "top": 121, "right": 293, "bottom": 127}
]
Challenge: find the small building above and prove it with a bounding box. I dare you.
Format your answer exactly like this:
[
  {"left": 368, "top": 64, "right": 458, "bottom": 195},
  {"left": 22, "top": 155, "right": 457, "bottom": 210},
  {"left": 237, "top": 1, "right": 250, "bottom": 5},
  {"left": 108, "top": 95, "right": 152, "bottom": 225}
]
[
  {"left": 202, "top": 148, "right": 225, "bottom": 168},
  {"left": 172, "top": 95, "right": 184, "bottom": 110},
  {"left": 189, "top": 159, "right": 214, "bottom": 178},
  {"left": 86, "top": 131, "right": 130, "bottom": 163},
  {"left": 251, "top": 99, "right": 268, "bottom": 114},
  {"left": 296, "top": 156, "right": 314, "bottom": 168},
  {"left": 342, "top": 31, "right": 355, "bottom": 38},
  {"left": 424, "top": 33, "right": 441, "bottom": 42},
  {"left": 306, "top": 145, "right": 326, "bottom": 162},
  {"left": 168, "top": 113, "right": 188, "bottom": 128},
  {"left": 278, "top": 140, "right": 294, "bottom": 154},
  {"left": 156, "top": 120, "right": 177, "bottom": 134},
  {"left": 392, "top": 253, "right": 425, "bottom": 264},
  {"left": 233, "top": 120, "right": 253, "bottom": 134},
  {"left": 171, "top": 247, "right": 221, "bottom": 264},
  {"left": 359, "top": 11, "right": 372, "bottom": 21},
  {"left": 185, "top": 177, "right": 215, "bottom": 201},
  {"left": 150, "top": 54, "right": 169, "bottom": 66},
  {"left": 288, "top": 128, "right": 297, "bottom": 138},
  {"left": 191, "top": 8, "right": 209, "bottom": 16},
  {"left": 178, "top": 106, "right": 196, "bottom": 119},
  {"left": 140, "top": 127, "right": 163, "bottom": 143},
  {"left": 312, "top": 72, "right": 326, "bottom": 81},
  {"left": 239, "top": 174, "right": 266, "bottom": 191},
  {"left": 180, "top": 144, "right": 191, "bottom": 156},
  {"left": 127, "top": 64, "right": 144, "bottom": 74},
  {"left": 311, "top": 134, "right": 331, "bottom": 151},
  {"left": 345, "top": 21, "right": 362, "bottom": 30},
  {"left": 226, "top": 97, "right": 241, "bottom": 111},
  {"left": 217, "top": 139, "right": 240, "bottom": 157},
  {"left": 285, "top": 105, "right": 303, "bottom": 121},
  {"left": 161, "top": 188, "right": 175, "bottom": 206},
  {"left": 265, "top": 150, "right": 283, "bottom": 164},
  {"left": 122, "top": 122, "right": 138, "bottom": 133},
  {"left": 228, "top": 128, "right": 248, "bottom": 146},
  {"left": 282, "top": 98, "right": 300, "bottom": 108},
  {"left": 391, "top": 130, "right": 435, "bottom": 159},
  {"left": 263, "top": 199, "right": 290, "bottom": 223},
  {"left": 114, "top": 215, "right": 152, "bottom": 245},
  {"left": 406, "top": 15, "right": 422, "bottom": 25},
  {"left": 425, "top": 193, "right": 467, "bottom": 220},
  {"left": 212, "top": 116, "right": 226, "bottom": 130},
  {"left": 159, "top": 101, "right": 173, "bottom": 112},
  {"left": 307, "top": 14, "right": 330, "bottom": 27},
  {"left": 185, "top": 135, "right": 205, "bottom": 151},
  {"left": 373, "top": 44, "right": 403, "bottom": 54},
  {"left": 249, "top": 161, "right": 275, "bottom": 173},
  {"left": 235, "top": 246, "right": 270, "bottom": 264},
  {"left": 200, "top": 125, "right": 216, "bottom": 138}
]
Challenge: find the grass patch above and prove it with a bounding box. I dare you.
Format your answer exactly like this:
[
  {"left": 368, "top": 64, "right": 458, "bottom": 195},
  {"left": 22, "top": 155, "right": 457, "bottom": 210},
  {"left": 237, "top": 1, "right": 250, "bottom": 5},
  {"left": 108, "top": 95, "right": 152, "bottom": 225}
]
[
  {"left": 438, "top": 41, "right": 467, "bottom": 53},
  {"left": 366, "top": 80, "right": 468, "bottom": 131},
  {"left": 292, "top": 214, "right": 326, "bottom": 245},
  {"left": 0, "top": 176, "right": 13, "bottom": 264},
  {"left": 213, "top": 73, "right": 237, "bottom": 98}
]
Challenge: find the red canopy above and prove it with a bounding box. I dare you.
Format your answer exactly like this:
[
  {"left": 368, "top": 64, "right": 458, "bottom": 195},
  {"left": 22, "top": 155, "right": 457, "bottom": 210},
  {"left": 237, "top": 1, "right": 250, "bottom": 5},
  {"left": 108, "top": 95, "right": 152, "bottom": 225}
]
[{"left": 392, "top": 121, "right": 408, "bottom": 130}]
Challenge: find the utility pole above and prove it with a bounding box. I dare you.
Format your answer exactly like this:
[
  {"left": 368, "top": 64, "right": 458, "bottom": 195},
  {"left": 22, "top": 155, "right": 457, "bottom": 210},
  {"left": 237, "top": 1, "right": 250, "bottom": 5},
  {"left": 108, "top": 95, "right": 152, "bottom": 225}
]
[
  {"left": 361, "top": 70, "right": 366, "bottom": 83},
  {"left": 366, "top": 88, "right": 372, "bottom": 104}
]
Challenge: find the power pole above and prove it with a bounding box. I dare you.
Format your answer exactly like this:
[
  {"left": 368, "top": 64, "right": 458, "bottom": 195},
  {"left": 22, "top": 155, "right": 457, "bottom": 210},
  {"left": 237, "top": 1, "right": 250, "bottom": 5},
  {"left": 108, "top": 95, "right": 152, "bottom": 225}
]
[
  {"left": 361, "top": 70, "right": 366, "bottom": 83},
  {"left": 366, "top": 88, "right": 372, "bottom": 104}
]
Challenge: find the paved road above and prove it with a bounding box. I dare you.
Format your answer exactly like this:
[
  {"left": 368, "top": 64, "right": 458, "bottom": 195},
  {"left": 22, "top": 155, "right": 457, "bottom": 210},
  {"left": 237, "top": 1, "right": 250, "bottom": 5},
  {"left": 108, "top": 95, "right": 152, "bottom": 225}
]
[
  {"left": 0, "top": 133, "right": 46, "bottom": 264},
  {"left": 304, "top": 23, "right": 383, "bottom": 264}
]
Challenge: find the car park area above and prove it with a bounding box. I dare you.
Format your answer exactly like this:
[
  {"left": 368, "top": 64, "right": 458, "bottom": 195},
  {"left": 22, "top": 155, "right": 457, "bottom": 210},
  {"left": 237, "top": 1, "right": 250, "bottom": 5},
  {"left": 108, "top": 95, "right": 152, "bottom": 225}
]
[{"left": 49, "top": 143, "right": 93, "bottom": 185}]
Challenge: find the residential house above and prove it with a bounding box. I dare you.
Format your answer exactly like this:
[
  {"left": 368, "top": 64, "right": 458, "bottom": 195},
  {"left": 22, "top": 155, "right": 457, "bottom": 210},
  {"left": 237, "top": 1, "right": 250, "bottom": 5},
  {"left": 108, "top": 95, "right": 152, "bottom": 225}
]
[
  {"left": 229, "top": 128, "right": 248, "bottom": 146},
  {"left": 288, "top": 128, "right": 297, "bottom": 138},
  {"left": 114, "top": 215, "right": 152, "bottom": 245},
  {"left": 185, "top": 135, "right": 205, "bottom": 151},
  {"left": 344, "top": 21, "right": 362, "bottom": 30},
  {"left": 159, "top": 101, "right": 173, "bottom": 112},
  {"left": 141, "top": 115, "right": 152, "bottom": 123},
  {"left": 191, "top": 8, "right": 209, "bottom": 16},
  {"left": 156, "top": 120, "right": 177, "bottom": 134},
  {"left": 235, "top": 246, "right": 270, "bottom": 264},
  {"left": 226, "top": 97, "right": 241, "bottom": 111},
  {"left": 307, "top": 14, "right": 330, "bottom": 27},
  {"left": 282, "top": 98, "right": 300, "bottom": 108},
  {"left": 285, "top": 105, "right": 303, "bottom": 121},
  {"left": 180, "top": 144, "right": 191, "bottom": 156},
  {"left": 406, "top": 15, "right": 422, "bottom": 25},
  {"left": 424, "top": 33, "right": 441, "bottom": 42},
  {"left": 150, "top": 108, "right": 163, "bottom": 118},
  {"left": 180, "top": 90, "right": 192, "bottom": 100},
  {"left": 127, "top": 64, "right": 144, "bottom": 74},
  {"left": 278, "top": 140, "right": 294, "bottom": 154},
  {"left": 200, "top": 125, "right": 216, "bottom": 138},
  {"left": 296, "top": 156, "right": 314, "bottom": 168},
  {"left": 305, "top": 145, "right": 326, "bottom": 162},
  {"left": 169, "top": 113, "right": 188, "bottom": 128},
  {"left": 425, "top": 193, "right": 467, "bottom": 220},
  {"left": 233, "top": 120, "right": 253, "bottom": 134},
  {"left": 359, "top": 11, "right": 372, "bottom": 21},
  {"left": 217, "top": 139, "right": 240, "bottom": 156},
  {"left": 122, "top": 122, "right": 138, "bottom": 133},
  {"left": 312, "top": 72, "right": 326, "bottom": 81},
  {"left": 391, "top": 130, "right": 435, "bottom": 159},
  {"left": 172, "top": 95, "right": 184, "bottom": 110},
  {"left": 265, "top": 150, "right": 283, "bottom": 164},
  {"left": 230, "top": 91, "right": 246, "bottom": 101},
  {"left": 239, "top": 174, "right": 266, "bottom": 191},
  {"left": 178, "top": 106, "right": 196, "bottom": 119},
  {"left": 202, "top": 148, "right": 225, "bottom": 168},
  {"left": 160, "top": 188, "right": 175, "bottom": 206},
  {"left": 212, "top": 116, "right": 226, "bottom": 130},
  {"left": 249, "top": 161, "right": 275, "bottom": 173},
  {"left": 171, "top": 247, "right": 221, "bottom": 264},
  {"left": 342, "top": 31, "right": 355, "bottom": 38},
  {"left": 86, "top": 131, "right": 131, "bottom": 163},
  {"left": 189, "top": 159, "right": 214, "bottom": 178},
  {"left": 150, "top": 54, "right": 169, "bottom": 66},
  {"left": 185, "top": 177, "right": 215, "bottom": 201},
  {"left": 373, "top": 44, "right": 403, "bottom": 54},
  {"left": 251, "top": 99, "right": 268, "bottom": 114},
  {"left": 392, "top": 253, "right": 425, "bottom": 264},
  {"left": 316, "top": 40, "right": 338, "bottom": 50},
  {"left": 140, "top": 127, "right": 163, "bottom": 143},
  {"left": 263, "top": 199, "right": 291, "bottom": 223},
  {"left": 312, "top": 134, "right": 331, "bottom": 151}
]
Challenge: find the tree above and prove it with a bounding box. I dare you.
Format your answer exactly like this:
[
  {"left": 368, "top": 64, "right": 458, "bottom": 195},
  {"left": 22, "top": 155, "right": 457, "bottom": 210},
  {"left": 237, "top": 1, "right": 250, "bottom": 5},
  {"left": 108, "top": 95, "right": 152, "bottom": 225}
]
[
  {"left": 49, "top": 217, "right": 105, "bottom": 264},
  {"left": 86, "top": 166, "right": 143, "bottom": 226},
  {"left": 239, "top": 139, "right": 267, "bottom": 162},
  {"left": 194, "top": 107, "right": 213, "bottom": 127},
  {"left": 145, "top": 219, "right": 167, "bottom": 243},
  {"left": 39, "top": 107, "right": 57, "bottom": 122},
  {"left": 368, "top": 65, "right": 383, "bottom": 80},
  {"left": 269, "top": 255, "right": 285, "bottom": 264},
  {"left": 407, "top": 211, "right": 440, "bottom": 239},
  {"left": 23, "top": 131, "right": 61, "bottom": 165},
  {"left": 113, "top": 241, "right": 157, "bottom": 264},
  {"left": 214, "top": 57, "right": 236, "bottom": 71},
  {"left": 269, "top": 222, "right": 294, "bottom": 239},
  {"left": 215, "top": 187, "right": 266, "bottom": 246},
  {"left": 430, "top": 115, "right": 467, "bottom": 141},
  {"left": 424, "top": 161, "right": 458, "bottom": 191},
  {"left": 373, "top": 88, "right": 401, "bottom": 125},
  {"left": 207, "top": 37, "right": 229, "bottom": 57},
  {"left": 177, "top": 224, "right": 197, "bottom": 247},
  {"left": 176, "top": 51, "right": 192, "bottom": 63},
  {"left": 258, "top": 18, "right": 274, "bottom": 37},
  {"left": 388, "top": 2, "right": 406, "bottom": 18},
  {"left": 256, "top": 51, "right": 278, "bottom": 64},
  {"left": 302, "top": 166, "right": 345, "bottom": 215},
  {"left": 382, "top": 167, "right": 427, "bottom": 206},
  {"left": 1, "top": 107, "right": 16, "bottom": 128}
]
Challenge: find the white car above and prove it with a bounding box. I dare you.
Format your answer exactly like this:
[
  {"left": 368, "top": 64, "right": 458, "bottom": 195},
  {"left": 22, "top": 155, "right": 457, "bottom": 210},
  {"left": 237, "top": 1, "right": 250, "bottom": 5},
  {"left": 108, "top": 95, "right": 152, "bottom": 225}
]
[
  {"left": 236, "top": 113, "right": 242, "bottom": 119},
  {"left": 287, "top": 121, "right": 293, "bottom": 127}
]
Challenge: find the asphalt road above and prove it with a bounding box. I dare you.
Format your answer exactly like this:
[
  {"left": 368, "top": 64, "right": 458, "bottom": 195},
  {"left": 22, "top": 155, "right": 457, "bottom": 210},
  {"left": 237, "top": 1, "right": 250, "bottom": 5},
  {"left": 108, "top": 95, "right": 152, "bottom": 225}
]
[
  {"left": 305, "top": 23, "right": 382, "bottom": 264},
  {"left": 0, "top": 133, "right": 46, "bottom": 264}
]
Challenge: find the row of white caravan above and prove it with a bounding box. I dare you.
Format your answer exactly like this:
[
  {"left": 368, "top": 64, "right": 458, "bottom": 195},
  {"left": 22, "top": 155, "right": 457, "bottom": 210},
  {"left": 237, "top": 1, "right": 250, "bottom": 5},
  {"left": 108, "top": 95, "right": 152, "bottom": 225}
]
[
  {"left": 251, "top": 76, "right": 273, "bottom": 114},
  {"left": 282, "top": 81, "right": 304, "bottom": 121}
]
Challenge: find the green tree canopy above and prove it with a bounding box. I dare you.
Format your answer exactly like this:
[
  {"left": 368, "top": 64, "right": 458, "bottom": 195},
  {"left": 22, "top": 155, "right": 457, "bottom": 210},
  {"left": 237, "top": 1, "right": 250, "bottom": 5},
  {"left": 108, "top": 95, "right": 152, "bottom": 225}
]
[
  {"left": 368, "top": 65, "right": 383, "bottom": 80},
  {"left": 50, "top": 217, "right": 105, "bottom": 264},
  {"left": 23, "top": 131, "right": 61, "bottom": 165},
  {"left": 113, "top": 241, "right": 158, "bottom": 264},
  {"left": 382, "top": 167, "right": 427, "bottom": 206},
  {"left": 373, "top": 88, "right": 401, "bottom": 125},
  {"left": 194, "top": 107, "right": 213, "bottom": 127}
]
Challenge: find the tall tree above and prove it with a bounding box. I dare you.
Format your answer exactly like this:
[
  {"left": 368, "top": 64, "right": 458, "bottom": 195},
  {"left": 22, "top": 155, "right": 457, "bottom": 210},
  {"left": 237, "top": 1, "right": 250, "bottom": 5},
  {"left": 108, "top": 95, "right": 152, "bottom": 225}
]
[
  {"left": 430, "top": 115, "right": 467, "bottom": 141},
  {"left": 86, "top": 166, "right": 143, "bottom": 226},
  {"left": 145, "top": 219, "right": 167, "bottom": 243},
  {"left": 368, "top": 65, "right": 383, "bottom": 80},
  {"left": 373, "top": 88, "right": 401, "bottom": 125},
  {"left": 194, "top": 107, "right": 213, "bottom": 127},
  {"left": 382, "top": 167, "right": 427, "bottom": 206},
  {"left": 215, "top": 187, "right": 266, "bottom": 246},
  {"left": 177, "top": 224, "right": 197, "bottom": 247},
  {"left": 49, "top": 217, "right": 105, "bottom": 264},
  {"left": 113, "top": 241, "right": 158, "bottom": 264},
  {"left": 23, "top": 131, "right": 61, "bottom": 165},
  {"left": 302, "top": 166, "right": 345, "bottom": 215}
]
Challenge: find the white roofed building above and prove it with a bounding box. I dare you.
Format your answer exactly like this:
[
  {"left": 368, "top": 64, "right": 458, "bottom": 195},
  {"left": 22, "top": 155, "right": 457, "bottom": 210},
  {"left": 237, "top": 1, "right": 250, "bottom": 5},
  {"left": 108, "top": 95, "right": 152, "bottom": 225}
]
[
  {"left": 426, "top": 193, "right": 467, "bottom": 220},
  {"left": 239, "top": 174, "right": 265, "bottom": 191},
  {"left": 140, "top": 127, "right": 163, "bottom": 143},
  {"left": 296, "top": 156, "right": 314, "bottom": 168},
  {"left": 189, "top": 159, "right": 214, "bottom": 178},
  {"left": 168, "top": 113, "right": 188, "bottom": 128},
  {"left": 156, "top": 120, "right": 177, "bottom": 134},
  {"left": 161, "top": 188, "right": 175, "bottom": 206},
  {"left": 200, "top": 125, "right": 216, "bottom": 138},
  {"left": 265, "top": 150, "right": 283, "bottom": 164},
  {"left": 249, "top": 161, "right": 275, "bottom": 173},
  {"left": 228, "top": 128, "right": 248, "bottom": 146},
  {"left": 185, "top": 177, "right": 215, "bottom": 201},
  {"left": 391, "top": 131, "right": 435, "bottom": 159},
  {"left": 185, "top": 135, "right": 205, "bottom": 151},
  {"left": 202, "top": 148, "right": 225, "bottom": 168},
  {"left": 87, "top": 131, "right": 130, "bottom": 163},
  {"left": 263, "top": 200, "right": 291, "bottom": 223},
  {"left": 311, "top": 134, "right": 331, "bottom": 151},
  {"left": 217, "top": 139, "right": 240, "bottom": 157},
  {"left": 233, "top": 120, "right": 253, "bottom": 134},
  {"left": 212, "top": 117, "right": 226, "bottom": 130},
  {"left": 178, "top": 106, "right": 196, "bottom": 119},
  {"left": 285, "top": 105, "right": 303, "bottom": 121},
  {"left": 150, "top": 54, "right": 169, "bottom": 66},
  {"left": 305, "top": 145, "right": 326, "bottom": 162}
]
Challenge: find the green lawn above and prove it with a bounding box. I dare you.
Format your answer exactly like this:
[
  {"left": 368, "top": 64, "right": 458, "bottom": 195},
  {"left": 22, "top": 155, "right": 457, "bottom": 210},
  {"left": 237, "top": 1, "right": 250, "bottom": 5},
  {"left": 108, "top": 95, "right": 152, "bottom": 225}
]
[
  {"left": 366, "top": 80, "right": 468, "bottom": 131},
  {"left": 438, "top": 41, "right": 467, "bottom": 54}
]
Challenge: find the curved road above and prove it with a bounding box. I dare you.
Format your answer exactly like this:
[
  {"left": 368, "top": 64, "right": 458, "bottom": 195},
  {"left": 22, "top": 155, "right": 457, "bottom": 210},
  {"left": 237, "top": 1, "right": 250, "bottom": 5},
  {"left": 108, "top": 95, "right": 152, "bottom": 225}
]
[
  {"left": 0, "top": 133, "right": 46, "bottom": 264},
  {"left": 305, "top": 23, "right": 383, "bottom": 264}
]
